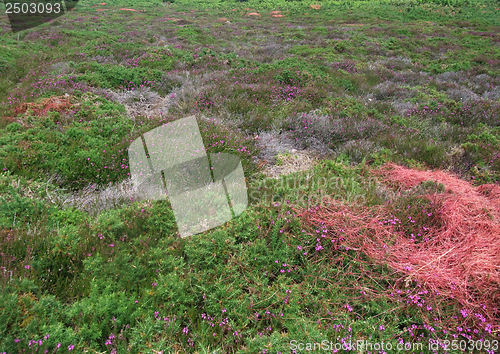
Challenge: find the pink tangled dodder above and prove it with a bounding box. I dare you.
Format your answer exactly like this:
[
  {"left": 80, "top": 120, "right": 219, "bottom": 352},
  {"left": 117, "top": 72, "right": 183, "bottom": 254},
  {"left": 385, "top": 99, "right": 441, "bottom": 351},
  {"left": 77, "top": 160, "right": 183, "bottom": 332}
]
[{"left": 297, "top": 162, "right": 500, "bottom": 329}]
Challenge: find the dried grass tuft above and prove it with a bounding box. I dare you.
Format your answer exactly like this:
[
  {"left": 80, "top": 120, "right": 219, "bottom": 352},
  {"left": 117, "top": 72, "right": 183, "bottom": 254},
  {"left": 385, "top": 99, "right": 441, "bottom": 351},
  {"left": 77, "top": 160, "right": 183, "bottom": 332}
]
[
  {"left": 14, "top": 95, "right": 73, "bottom": 117},
  {"left": 47, "top": 176, "right": 164, "bottom": 216}
]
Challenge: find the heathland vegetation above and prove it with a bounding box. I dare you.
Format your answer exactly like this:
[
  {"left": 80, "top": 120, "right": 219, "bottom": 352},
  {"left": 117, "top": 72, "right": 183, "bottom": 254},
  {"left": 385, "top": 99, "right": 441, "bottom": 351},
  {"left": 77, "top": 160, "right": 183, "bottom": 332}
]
[{"left": 1, "top": 0, "right": 500, "bottom": 352}]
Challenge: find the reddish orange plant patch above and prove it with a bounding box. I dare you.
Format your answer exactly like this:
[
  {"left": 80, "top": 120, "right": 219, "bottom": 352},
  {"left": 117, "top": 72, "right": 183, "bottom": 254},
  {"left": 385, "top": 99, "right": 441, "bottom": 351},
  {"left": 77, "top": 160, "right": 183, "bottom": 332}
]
[
  {"left": 14, "top": 96, "right": 73, "bottom": 117},
  {"left": 296, "top": 162, "right": 500, "bottom": 332},
  {"left": 310, "top": 4, "right": 321, "bottom": 10}
]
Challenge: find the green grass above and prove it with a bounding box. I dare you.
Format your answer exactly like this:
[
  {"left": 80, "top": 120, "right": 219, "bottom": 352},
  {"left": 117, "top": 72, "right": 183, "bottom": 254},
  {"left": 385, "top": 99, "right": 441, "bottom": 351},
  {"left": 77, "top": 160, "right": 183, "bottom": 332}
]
[
  {"left": 0, "top": 163, "right": 469, "bottom": 353},
  {"left": 1, "top": 0, "right": 500, "bottom": 352}
]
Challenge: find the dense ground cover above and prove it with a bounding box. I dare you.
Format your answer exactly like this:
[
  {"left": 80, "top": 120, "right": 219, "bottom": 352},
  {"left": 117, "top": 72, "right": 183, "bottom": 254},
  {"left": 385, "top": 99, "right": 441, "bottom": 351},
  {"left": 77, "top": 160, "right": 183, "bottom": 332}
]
[{"left": 1, "top": 0, "right": 500, "bottom": 352}]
